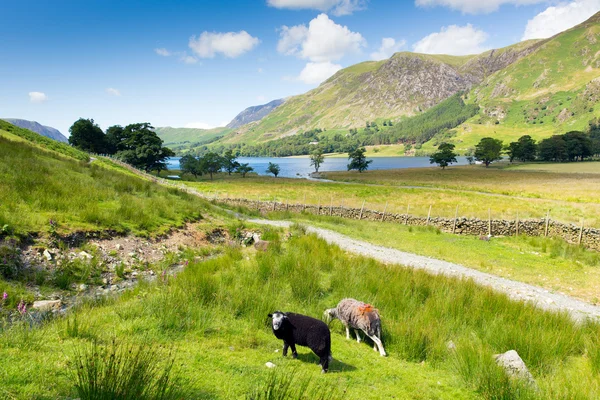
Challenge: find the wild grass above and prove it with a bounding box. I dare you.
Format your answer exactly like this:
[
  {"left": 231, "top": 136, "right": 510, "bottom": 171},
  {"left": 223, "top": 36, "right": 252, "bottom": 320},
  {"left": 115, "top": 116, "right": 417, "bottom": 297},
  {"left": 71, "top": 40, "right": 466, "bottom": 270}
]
[
  {"left": 272, "top": 212, "right": 600, "bottom": 303},
  {"left": 0, "top": 134, "right": 208, "bottom": 237},
  {"left": 1, "top": 232, "right": 600, "bottom": 398}
]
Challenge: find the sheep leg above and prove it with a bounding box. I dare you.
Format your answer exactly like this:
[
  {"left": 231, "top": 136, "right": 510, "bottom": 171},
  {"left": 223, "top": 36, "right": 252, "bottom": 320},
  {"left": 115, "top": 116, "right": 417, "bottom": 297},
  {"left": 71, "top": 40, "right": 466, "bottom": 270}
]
[
  {"left": 345, "top": 324, "right": 351, "bottom": 340},
  {"left": 290, "top": 343, "right": 298, "bottom": 359},
  {"left": 282, "top": 342, "right": 289, "bottom": 357},
  {"left": 319, "top": 355, "right": 329, "bottom": 373},
  {"left": 355, "top": 329, "right": 362, "bottom": 343},
  {"left": 368, "top": 334, "right": 387, "bottom": 357}
]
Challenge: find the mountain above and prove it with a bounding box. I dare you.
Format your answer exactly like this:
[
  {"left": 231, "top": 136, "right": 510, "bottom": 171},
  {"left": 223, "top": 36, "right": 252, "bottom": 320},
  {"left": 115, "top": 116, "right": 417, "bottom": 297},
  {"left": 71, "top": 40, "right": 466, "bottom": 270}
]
[
  {"left": 219, "top": 40, "right": 544, "bottom": 145},
  {"left": 226, "top": 99, "right": 285, "bottom": 129},
  {"left": 2, "top": 118, "right": 68, "bottom": 143}
]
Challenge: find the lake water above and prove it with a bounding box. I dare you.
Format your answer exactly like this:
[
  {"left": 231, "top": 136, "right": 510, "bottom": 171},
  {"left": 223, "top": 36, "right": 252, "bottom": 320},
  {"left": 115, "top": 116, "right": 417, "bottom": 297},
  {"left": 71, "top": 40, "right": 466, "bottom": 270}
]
[{"left": 166, "top": 156, "right": 469, "bottom": 179}]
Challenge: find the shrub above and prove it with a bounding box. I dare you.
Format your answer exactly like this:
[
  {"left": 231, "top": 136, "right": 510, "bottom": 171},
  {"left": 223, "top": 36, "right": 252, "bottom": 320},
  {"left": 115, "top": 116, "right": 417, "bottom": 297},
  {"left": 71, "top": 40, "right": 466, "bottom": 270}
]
[{"left": 0, "top": 244, "right": 24, "bottom": 280}]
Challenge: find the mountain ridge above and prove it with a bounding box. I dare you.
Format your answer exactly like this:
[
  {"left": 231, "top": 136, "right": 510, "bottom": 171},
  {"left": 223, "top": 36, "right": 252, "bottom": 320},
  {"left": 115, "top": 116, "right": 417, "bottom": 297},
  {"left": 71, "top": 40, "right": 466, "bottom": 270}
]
[{"left": 2, "top": 118, "right": 68, "bottom": 143}]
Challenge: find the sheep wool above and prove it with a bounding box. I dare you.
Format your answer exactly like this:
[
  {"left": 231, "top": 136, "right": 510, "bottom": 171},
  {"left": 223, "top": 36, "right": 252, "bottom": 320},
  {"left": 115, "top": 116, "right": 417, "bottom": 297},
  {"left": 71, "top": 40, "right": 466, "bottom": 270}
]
[{"left": 268, "top": 311, "right": 332, "bottom": 373}]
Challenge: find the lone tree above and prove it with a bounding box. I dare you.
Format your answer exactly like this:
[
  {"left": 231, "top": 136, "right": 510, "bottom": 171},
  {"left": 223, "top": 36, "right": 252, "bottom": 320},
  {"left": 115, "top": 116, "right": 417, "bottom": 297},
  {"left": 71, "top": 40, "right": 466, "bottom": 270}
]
[
  {"left": 266, "top": 162, "right": 280, "bottom": 177},
  {"left": 474, "top": 137, "right": 503, "bottom": 167},
  {"left": 347, "top": 147, "right": 372, "bottom": 173},
  {"left": 68, "top": 118, "right": 106, "bottom": 153},
  {"left": 222, "top": 149, "right": 240, "bottom": 175},
  {"left": 236, "top": 163, "right": 253, "bottom": 178},
  {"left": 429, "top": 143, "right": 457, "bottom": 169},
  {"left": 310, "top": 148, "right": 325, "bottom": 173},
  {"left": 200, "top": 152, "right": 223, "bottom": 180},
  {"left": 179, "top": 154, "right": 202, "bottom": 178}
]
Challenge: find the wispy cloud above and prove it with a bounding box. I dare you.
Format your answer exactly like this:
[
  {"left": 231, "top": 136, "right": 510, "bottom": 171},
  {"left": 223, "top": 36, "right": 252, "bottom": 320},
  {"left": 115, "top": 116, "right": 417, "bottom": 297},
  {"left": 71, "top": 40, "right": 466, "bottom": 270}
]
[
  {"left": 413, "top": 24, "right": 489, "bottom": 55},
  {"left": 268, "top": 0, "right": 367, "bottom": 16},
  {"left": 370, "top": 38, "right": 406, "bottom": 61},
  {"left": 29, "top": 92, "right": 48, "bottom": 103},
  {"left": 154, "top": 48, "right": 171, "bottom": 56},
  {"left": 189, "top": 31, "right": 260, "bottom": 58},
  {"left": 106, "top": 88, "right": 121, "bottom": 96}
]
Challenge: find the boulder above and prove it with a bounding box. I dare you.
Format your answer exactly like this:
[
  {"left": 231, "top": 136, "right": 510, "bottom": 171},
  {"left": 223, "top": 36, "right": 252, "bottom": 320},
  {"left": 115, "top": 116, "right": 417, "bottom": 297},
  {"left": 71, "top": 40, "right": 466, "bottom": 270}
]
[
  {"left": 494, "top": 350, "right": 535, "bottom": 384},
  {"left": 79, "top": 251, "right": 93, "bottom": 260},
  {"left": 43, "top": 249, "right": 53, "bottom": 261},
  {"left": 265, "top": 362, "right": 276, "bottom": 369},
  {"left": 32, "top": 300, "right": 61, "bottom": 312},
  {"left": 254, "top": 240, "right": 271, "bottom": 252}
]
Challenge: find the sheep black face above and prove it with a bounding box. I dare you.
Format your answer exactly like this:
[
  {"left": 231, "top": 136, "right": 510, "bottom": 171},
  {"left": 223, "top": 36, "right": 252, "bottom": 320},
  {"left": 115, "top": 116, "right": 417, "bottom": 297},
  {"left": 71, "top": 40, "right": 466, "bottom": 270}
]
[{"left": 267, "top": 311, "right": 332, "bottom": 373}]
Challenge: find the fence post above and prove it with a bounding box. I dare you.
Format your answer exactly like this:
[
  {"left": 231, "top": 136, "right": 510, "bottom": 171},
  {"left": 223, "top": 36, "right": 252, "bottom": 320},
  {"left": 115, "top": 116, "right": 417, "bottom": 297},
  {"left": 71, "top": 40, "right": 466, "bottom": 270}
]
[
  {"left": 488, "top": 208, "right": 492, "bottom": 236},
  {"left": 515, "top": 212, "right": 519, "bottom": 237},
  {"left": 286, "top": 198, "right": 289, "bottom": 211},
  {"left": 544, "top": 210, "right": 550, "bottom": 237},
  {"left": 257, "top": 195, "right": 260, "bottom": 210},
  {"left": 329, "top": 195, "right": 333, "bottom": 216},
  {"left": 381, "top": 201, "right": 388, "bottom": 222},
  {"left": 405, "top": 204, "right": 410, "bottom": 225},
  {"left": 303, "top": 193, "right": 307, "bottom": 212},
  {"left": 579, "top": 219, "right": 585, "bottom": 245},
  {"left": 359, "top": 200, "right": 366, "bottom": 220},
  {"left": 452, "top": 205, "right": 459, "bottom": 234},
  {"left": 426, "top": 205, "right": 432, "bottom": 225},
  {"left": 340, "top": 198, "right": 344, "bottom": 210},
  {"left": 317, "top": 197, "right": 321, "bottom": 215},
  {"left": 272, "top": 199, "right": 276, "bottom": 211}
]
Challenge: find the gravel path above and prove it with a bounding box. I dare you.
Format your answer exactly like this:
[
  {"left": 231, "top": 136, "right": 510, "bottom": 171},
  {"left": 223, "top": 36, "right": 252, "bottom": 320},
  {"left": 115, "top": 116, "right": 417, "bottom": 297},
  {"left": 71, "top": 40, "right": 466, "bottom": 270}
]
[{"left": 249, "top": 218, "right": 600, "bottom": 322}]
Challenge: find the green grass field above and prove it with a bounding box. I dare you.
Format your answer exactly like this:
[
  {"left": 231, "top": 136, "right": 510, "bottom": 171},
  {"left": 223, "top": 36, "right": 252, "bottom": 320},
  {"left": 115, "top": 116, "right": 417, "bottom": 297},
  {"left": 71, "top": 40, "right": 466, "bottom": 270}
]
[{"left": 3, "top": 228, "right": 600, "bottom": 399}]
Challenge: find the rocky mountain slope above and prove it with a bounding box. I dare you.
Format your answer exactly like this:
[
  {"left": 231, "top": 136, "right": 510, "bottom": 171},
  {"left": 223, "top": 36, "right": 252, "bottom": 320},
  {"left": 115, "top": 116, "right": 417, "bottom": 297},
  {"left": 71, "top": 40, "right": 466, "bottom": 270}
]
[
  {"left": 226, "top": 98, "right": 284, "bottom": 129},
  {"left": 220, "top": 40, "right": 544, "bottom": 144},
  {"left": 2, "top": 118, "right": 68, "bottom": 143}
]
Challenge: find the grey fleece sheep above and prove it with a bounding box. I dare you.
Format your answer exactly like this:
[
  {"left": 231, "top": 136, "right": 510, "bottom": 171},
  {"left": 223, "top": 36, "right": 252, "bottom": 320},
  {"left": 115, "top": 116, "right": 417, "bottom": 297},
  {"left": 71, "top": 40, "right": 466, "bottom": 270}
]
[
  {"left": 324, "top": 298, "right": 386, "bottom": 356},
  {"left": 268, "top": 311, "right": 332, "bottom": 373}
]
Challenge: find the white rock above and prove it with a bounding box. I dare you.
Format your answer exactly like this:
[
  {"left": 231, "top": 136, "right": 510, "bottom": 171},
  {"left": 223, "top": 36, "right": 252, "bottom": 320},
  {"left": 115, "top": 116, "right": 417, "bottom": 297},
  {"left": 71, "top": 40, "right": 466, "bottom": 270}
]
[
  {"left": 78, "top": 284, "right": 88, "bottom": 292},
  {"left": 79, "top": 251, "right": 93, "bottom": 260},
  {"left": 265, "top": 362, "right": 276, "bottom": 369},
  {"left": 446, "top": 340, "right": 456, "bottom": 351},
  {"left": 116, "top": 244, "right": 123, "bottom": 250},
  {"left": 43, "top": 249, "right": 53, "bottom": 261},
  {"left": 32, "top": 300, "right": 61, "bottom": 312},
  {"left": 494, "top": 350, "right": 536, "bottom": 384}
]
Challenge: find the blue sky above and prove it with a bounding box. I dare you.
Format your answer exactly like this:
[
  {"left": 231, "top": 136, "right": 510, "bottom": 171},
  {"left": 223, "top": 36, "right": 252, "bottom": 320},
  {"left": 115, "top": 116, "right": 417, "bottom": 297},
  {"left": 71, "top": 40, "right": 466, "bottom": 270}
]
[{"left": 1, "top": 0, "right": 599, "bottom": 135}]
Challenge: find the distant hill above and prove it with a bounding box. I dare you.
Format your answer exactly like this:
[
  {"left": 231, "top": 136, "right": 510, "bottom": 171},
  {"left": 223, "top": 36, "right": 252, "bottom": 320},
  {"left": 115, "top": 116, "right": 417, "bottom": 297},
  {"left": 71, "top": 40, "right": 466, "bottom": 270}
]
[
  {"left": 1, "top": 118, "right": 68, "bottom": 143},
  {"left": 226, "top": 99, "right": 285, "bottom": 129},
  {"left": 155, "top": 126, "right": 232, "bottom": 154}
]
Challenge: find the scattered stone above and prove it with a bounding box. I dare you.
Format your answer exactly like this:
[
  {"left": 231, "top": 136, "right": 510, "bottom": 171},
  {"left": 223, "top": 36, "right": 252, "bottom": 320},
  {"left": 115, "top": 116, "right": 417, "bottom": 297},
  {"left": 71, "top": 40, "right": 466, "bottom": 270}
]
[
  {"left": 265, "top": 362, "right": 276, "bottom": 369},
  {"left": 116, "top": 244, "right": 123, "bottom": 250},
  {"left": 32, "top": 300, "right": 61, "bottom": 312},
  {"left": 79, "top": 251, "right": 93, "bottom": 260},
  {"left": 128, "top": 252, "right": 136, "bottom": 257},
  {"left": 494, "top": 350, "right": 536, "bottom": 384},
  {"left": 446, "top": 340, "right": 456, "bottom": 351},
  {"left": 102, "top": 278, "right": 109, "bottom": 286},
  {"left": 78, "top": 284, "right": 88, "bottom": 292},
  {"left": 43, "top": 249, "right": 53, "bottom": 261},
  {"left": 254, "top": 240, "right": 271, "bottom": 252}
]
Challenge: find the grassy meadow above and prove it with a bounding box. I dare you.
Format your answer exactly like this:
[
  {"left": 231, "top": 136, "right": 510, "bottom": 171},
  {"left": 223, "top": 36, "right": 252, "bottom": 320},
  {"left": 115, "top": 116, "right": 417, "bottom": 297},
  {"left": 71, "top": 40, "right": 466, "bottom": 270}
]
[
  {"left": 172, "top": 163, "right": 600, "bottom": 227},
  {"left": 3, "top": 227, "right": 600, "bottom": 399},
  {"left": 0, "top": 132, "right": 208, "bottom": 238}
]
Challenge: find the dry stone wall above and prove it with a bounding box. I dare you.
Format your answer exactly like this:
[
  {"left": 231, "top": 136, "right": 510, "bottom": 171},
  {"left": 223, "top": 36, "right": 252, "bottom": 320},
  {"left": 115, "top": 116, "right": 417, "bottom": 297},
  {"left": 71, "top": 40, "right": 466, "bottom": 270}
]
[{"left": 220, "top": 198, "right": 600, "bottom": 251}]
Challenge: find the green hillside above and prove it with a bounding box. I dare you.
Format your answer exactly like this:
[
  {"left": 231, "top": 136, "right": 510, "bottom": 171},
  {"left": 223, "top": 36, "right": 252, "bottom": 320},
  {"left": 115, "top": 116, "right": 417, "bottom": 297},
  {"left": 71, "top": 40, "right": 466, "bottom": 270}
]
[
  {"left": 0, "top": 122, "right": 206, "bottom": 237},
  {"left": 155, "top": 126, "right": 231, "bottom": 154}
]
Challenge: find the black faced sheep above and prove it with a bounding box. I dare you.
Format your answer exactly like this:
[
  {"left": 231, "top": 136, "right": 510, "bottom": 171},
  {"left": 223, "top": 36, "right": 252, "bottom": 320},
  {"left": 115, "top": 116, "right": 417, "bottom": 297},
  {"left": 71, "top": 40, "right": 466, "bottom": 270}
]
[
  {"left": 268, "top": 311, "right": 332, "bottom": 373},
  {"left": 324, "top": 298, "right": 386, "bottom": 356}
]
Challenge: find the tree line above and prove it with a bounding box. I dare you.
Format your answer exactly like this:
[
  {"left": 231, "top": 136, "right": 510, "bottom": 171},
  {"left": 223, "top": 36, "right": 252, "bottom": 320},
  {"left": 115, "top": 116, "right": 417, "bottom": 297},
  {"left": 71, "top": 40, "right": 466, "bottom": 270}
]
[{"left": 67, "top": 118, "right": 175, "bottom": 174}]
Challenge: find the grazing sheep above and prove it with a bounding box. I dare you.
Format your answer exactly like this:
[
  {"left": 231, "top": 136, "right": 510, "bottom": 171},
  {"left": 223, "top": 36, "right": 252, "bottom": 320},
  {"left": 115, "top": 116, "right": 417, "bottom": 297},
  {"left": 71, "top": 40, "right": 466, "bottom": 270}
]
[
  {"left": 268, "top": 311, "right": 332, "bottom": 373},
  {"left": 324, "top": 298, "right": 386, "bottom": 356}
]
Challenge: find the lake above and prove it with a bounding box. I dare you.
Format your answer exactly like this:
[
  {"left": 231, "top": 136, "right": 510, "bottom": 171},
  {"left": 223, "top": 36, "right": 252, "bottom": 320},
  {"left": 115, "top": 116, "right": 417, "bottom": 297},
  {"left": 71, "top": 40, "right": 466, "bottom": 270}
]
[{"left": 166, "top": 156, "right": 469, "bottom": 179}]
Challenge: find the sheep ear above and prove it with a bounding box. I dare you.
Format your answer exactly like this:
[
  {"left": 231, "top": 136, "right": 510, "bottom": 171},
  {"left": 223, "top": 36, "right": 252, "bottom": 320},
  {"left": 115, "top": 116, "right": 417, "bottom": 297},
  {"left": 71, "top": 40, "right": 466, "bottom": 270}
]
[{"left": 267, "top": 313, "right": 273, "bottom": 318}]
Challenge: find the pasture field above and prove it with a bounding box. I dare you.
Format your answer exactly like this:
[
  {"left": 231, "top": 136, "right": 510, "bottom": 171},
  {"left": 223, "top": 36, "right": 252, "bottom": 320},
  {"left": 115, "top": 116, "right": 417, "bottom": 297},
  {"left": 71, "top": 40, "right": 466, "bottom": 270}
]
[
  {"left": 2, "top": 227, "right": 600, "bottom": 399},
  {"left": 174, "top": 165, "right": 600, "bottom": 227}
]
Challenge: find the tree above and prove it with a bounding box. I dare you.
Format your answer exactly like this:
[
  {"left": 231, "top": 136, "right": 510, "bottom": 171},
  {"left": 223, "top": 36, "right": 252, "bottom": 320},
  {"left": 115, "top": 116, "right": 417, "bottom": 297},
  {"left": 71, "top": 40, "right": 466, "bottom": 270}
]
[
  {"left": 429, "top": 143, "right": 457, "bottom": 169},
  {"left": 104, "top": 125, "right": 126, "bottom": 155},
  {"left": 309, "top": 148, "right": 325, "bottom": 173},
  {"left": 68, "top": 118, "right": 106, "bottom": 153},
  {"left": 115, "top": 123, "right": 174, "bottom": 173},
  {"left": 200, "top": 152, "right": 223, "bottom": 180},
  {"left": 236, "top": 163, "right": 253, "bottom": 178},
  {"left": 505, "top": 142, "right": 520, "bottom": 163},
  {"left": 179, "top": 154, "right": 202, "bottom": 178},
  {"left": 222, "top": 149, "right": 240, "bottom": 175},
  {"left": 538, "top": 135, "right": 568, "bottom": 162},
  {"left": 266, "top": 162, "right": 280, "bottom": 177},
  {"left": 474, "top": 137, "right": 503, "bottom": 167},
  {"left": 564, "top": 131, "right": 593, "bottom": 161},
  {"left": 347, "top": 147, "right": 372, "bottom": 173}
]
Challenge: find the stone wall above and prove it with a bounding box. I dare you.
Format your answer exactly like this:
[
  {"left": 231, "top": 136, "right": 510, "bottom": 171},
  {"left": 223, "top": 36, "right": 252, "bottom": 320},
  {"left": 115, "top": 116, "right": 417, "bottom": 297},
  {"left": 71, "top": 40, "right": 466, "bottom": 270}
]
[{"left": 220, "top": 197, "right": 600, "bottom": 251}]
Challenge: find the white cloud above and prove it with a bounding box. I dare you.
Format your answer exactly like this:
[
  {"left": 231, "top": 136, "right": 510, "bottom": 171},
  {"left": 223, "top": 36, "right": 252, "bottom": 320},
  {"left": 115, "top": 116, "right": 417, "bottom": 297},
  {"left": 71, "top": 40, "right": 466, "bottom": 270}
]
[
  {"left": 189, "top": 31, "right": 260, "bottom": 58},
  {"left": 297, "top": 61, "right": 342, "bottom": 84},
  {"left": 180, "top": 55, "right": 199, "bottom": 64},
  {"left": 267, "top": 0, "right": 366, "bottom": 16},
  {"left": 522, "top": 0, "right": 600, "bottom": 40},
  {"left": 106, "top": 88, "right": 121, "bottom": 96},
  {"left": 184, "top": 122, "right": 216, "bottom": 129},
  {"left": 415, "top": 0, "right": 544, "bottom": 14},
  {"left": 370, "top": 37, "right": 406, "bottom": 61},
  {"left": 155, "top": 48, "right": 171, "bottom": 56},
  {"left": 413, "top": 24, "right": 489, "bottom": 55},
  {"left": 28, "top": 92, "right": 48, "bottom": 103},
  {"left": 277, "top": 14, "right": 365, "bottom": 62},
  {"left": 258, "top": 67, "right": 264, "bottom": 73}
]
